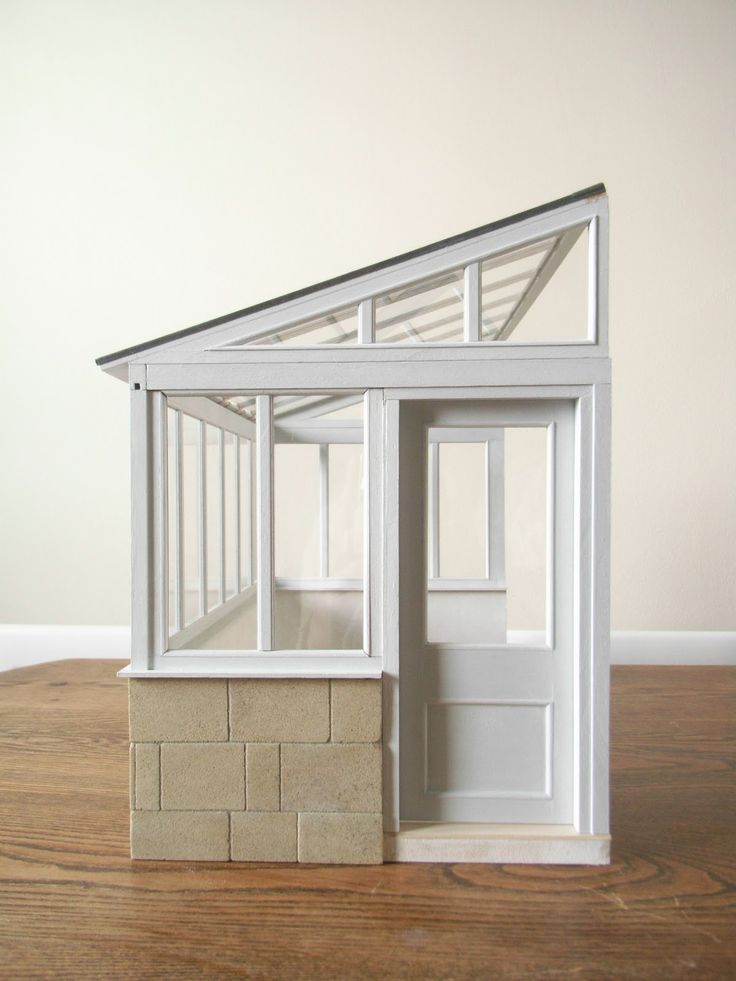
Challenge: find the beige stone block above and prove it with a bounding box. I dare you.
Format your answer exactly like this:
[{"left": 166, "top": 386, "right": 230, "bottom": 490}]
[
  {"left": 129, "top": 679, "right": 228, "bottom": 742},
  {"left": 281, "top": 743, "right": 382, "bottom": 813},
  {"left": 246, "top": 743, "right": 280, "bottom": 811},
  {"left": 129, "top": 743, "right": 135, "bottom": 808},
  {"left": 230, "top": 679, "right": 329, "bottom": 743},
  {"left": 331, "top": 679, "right": 382, "bottom": 742},
  {"left": 131, "top": 810, "right": 229, "bottom": 861},
  {"left": 298, "top": 812, "right": 383, "bottom": 865},
  {"left": 161, "top": 743, "right": 245, "bottom": 810},
  {"left": 231, "top": 812, "right": 297, "bottom": 862},
  {"left": 135, "top": 743, "right": 160, "bottom": 810}
]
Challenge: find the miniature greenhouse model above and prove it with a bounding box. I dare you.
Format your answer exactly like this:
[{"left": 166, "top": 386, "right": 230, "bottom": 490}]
[{"left": 97, "top": 185, "right": 611, "bottom": 865}]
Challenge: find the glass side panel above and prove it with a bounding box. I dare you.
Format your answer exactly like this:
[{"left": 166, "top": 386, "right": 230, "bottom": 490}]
[
  {"left": 273, "top": 394, "right": 364, "bottom": 650},
  {"left": 168, "top": 397, "right": 258, "bottom": 651},
  {"left": 329, "top": 443, "right": 363, "bottom": 578},
  {"left": 481, "top": 227, "right": 589, "bottom": 342},
  {"left": 238, "top": 436, "right": 252, "bottom": 590},
  {"left": 223, "top": 431, "right": 238, "bottom": 600},
  {"left": 375, "top": 269, "right": 464, "bottom": 343},
  {"left": 180, "top": 412, "right": 201, "bottom": 626},
  {"left": 204, "top": 424, "right": 222, "bottom": 610},
  {"left": 274, "top": 443, "right": 321, "bottom": 578}
]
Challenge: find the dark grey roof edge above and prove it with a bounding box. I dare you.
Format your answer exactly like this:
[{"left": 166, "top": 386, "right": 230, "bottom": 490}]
[{"left": 96, "top": 182, "right": 606, "bottom": 367}]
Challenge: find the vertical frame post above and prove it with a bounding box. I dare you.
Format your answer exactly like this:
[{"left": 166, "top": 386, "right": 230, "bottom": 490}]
[
  {"left": 152, "top": 391, "right": 168, "bottom": 657},
  {"left": 365, "top": 389, "right": 383, "bottom": 656},
  {"left": 129, "top": 366, "right": 153, "bottom": 671},
  {"left": 319, "top": 443, "right": 330, "bottom": 578},
  {"left": 463, "top": 262, "right": 481, "bottom": 342},
  {"left": 256, "top": 395, "right": 274, "bottom": 650},
  {"left": 358, "top": 298, "right": 375, "bottom": 344},
  {"left": 428, "top": 441, "right": 439, "bottom": 578},
  {"left": 172, "top": 409, "right": 184, "bottom": 632},
  {"left": 485, "top": 433, "right": 506, "bottom": 583},
  {"left": 218, "top": 427, "right": 226, "bottom": 606}
]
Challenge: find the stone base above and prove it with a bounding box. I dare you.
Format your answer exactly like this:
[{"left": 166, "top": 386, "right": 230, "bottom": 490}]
[{"left": 128, "top": 677, "right": 383, "bottom": 864}]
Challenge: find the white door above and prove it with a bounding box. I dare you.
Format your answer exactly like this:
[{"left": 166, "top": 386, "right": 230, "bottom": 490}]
[{"left": 399, "top": 399, "right": 575, "bottom": 824}]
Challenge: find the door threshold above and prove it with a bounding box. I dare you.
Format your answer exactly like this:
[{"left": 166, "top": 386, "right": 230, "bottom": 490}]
[{"left": 384, "top": 822, "right": 610, "bottom": 865}]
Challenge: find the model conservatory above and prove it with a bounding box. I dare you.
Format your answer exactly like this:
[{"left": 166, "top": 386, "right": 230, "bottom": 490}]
[{"left": 97, "top": 184, "right": 611, "bottom": 865}]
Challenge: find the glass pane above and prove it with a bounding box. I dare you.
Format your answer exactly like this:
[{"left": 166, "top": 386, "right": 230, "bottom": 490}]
[
  {"left": 181, "top": 413, "right": 201, "bottom": 626},
  {"left": 243, "top": 306, "right": 358, "bottom": 346},
  {"left": 426, "top": 426, "right": 548, "bottom": 645},
  {"left": 481, "top": 227, "right": 588, "bottom": 342},
  {"left": 171, "top": 401, "right": 258, "bottom": 651},
  {"left": 329, "top": 443, "right": 363, "bottom": 578},
  {"left": 437, "top": 442, "right": 486, "bottom": 578},
  {"left": 205, "top": 424, "right": 221, "bottom": 611},
  {"left": 223, "top": 431, "right": 237, "bottom": 600},
  {"left": 274, "top": 443, "right": 321, "bottom": 578},
  {"left": 375, "top": 269, "right": 464, "bottom": 343},
  {"left": 274, "top": 394, "right": 364, "bottom": 650},
  {"left": 239, "top": 437, "right": 252, "bottom": 590}
]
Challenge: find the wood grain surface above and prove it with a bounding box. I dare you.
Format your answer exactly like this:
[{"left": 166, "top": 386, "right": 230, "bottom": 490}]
[{"left": 0, "top": 660, "right": 734, "bottom": 980}]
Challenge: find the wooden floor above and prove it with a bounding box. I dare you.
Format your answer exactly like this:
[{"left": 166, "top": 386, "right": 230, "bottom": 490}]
[{"left": 0, "top": 662, "right": 734, "bottom": 980}]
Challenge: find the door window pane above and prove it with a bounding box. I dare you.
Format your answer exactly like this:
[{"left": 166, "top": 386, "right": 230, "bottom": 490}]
[{"left": 426, "top": 425, "right": 548, "bottom": 645}]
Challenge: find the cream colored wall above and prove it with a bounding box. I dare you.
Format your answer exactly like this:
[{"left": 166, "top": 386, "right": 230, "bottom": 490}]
[{"left": 2, "top": 0, "right": 735, "bottom": 630}]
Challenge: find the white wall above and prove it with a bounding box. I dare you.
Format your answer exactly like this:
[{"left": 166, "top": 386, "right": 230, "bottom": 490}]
[{"left": 2, "top": 0, "right": 735, "bottom": 630}]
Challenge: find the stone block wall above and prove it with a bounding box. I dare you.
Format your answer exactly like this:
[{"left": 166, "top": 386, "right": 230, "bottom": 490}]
[{"left": 128, "top": 677, "right": 383, "bottom": 863}]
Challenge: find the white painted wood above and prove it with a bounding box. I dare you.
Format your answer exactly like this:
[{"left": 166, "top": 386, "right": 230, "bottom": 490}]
[
  {"left": 172, "top": 409, "right": 184, "bottom": 633},
  {"left": 463, "top": 262, "right": 481, "bottom": 342},
  {"left": 218, "top": 427, "right": 226, "bottom": 606},
  {"left": 146, "top": 357, "right": 611, "bottom": 393},
  {"left": 122, "top": 655, "right": 383, "bottom": 679},
  {"left": 152, "top": 392, "right": 168, "bottom": 657},
  {"left": 274, "top": 577, "right": 362, "bottom": 591},
  {"left": 358, "top": 297, "right": 375, "bottom": 344},
  {"left": 487, "top": 434, "right": 506, "bottom": 583},
  {"left": 256, "top": 395, "right": 274, "bottom": 650},
  {"left": 591, "top": 200, "right": 609, "bottom": 349},
  {"left": 366, "top": 390, "right": 384, "bottom": 658},
  {"left": 143, "top": 344, "right": 605, "bottom": 365},
  {"left": 275, "top": 422, "right": 362, "bottom": 444},
  {"left": 428, "top": 441, "right": 439, "bottom": 578},
  {"left": 319, "top": 443, "right": 329, "bottom": 578},
  {"left": 384, "top": 824, "right": 610, "bottom": 865},
  {"left": 382, "top": 398, "right": 401, "bottom": 832},
  {"left": 129, "top": 366, "right": 153, "bottom": 671},
  {"left": 591, "top": 383, "right": 611, "bottom": 834},
  {"left": 166, "top": 394, "right": 256, "bottom": 438},
  {"left": 399, "top": 399, "right": 575, "bottom": 825},
  {"left": 197, "top": 419, "right": 208, "bottom": 617},
  {"left": 233, "top": 428, "right": 241, "bottom": 600}
]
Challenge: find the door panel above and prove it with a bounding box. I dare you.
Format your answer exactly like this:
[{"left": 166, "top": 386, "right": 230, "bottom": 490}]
[{"left": 399, "top": 399, "right": 574, "bottom": 824}]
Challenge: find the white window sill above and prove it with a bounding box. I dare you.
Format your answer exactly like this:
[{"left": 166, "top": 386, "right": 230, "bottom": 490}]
[{"left": 118, "top": 654, "right": 383, "bottom": 679}]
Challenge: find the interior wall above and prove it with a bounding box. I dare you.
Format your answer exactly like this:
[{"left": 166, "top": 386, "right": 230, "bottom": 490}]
[{"left": 2, "top": 0, "right": 734, "bottom": 630}]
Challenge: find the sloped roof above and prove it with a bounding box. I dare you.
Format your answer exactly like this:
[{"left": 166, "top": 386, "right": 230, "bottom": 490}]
[{"left": 96, "top": 183, "right": 605, "bottom": 368}]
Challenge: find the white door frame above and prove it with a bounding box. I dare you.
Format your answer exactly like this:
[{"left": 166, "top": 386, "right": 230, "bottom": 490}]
[{"left": 382, "top": 382, "right": 610, "bottom": 840}]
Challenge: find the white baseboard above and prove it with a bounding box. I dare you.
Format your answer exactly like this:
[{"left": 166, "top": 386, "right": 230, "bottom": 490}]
[
  {"left": 0, "top": 625, "right": 734, "bottom": 672},
  {"left": 0, "top": 625, "right": 130, "bottom": 672}
]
